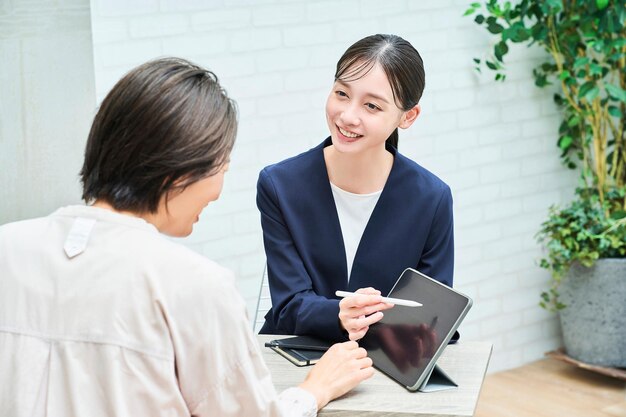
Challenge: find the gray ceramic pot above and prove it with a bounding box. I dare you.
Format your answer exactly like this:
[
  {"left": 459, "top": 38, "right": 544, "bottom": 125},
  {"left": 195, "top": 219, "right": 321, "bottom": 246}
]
[{"left": 559, "top": 258, "right": 626, "bottom": 367}]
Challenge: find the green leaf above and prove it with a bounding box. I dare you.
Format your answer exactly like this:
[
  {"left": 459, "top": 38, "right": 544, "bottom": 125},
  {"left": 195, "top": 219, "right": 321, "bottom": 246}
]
[
  {"left": 610, "top": 210, "right": 626, "bottom": 220},
  {"left": 559, "top": 135, "right": 573, "bottom": 150},
  {"left": 573, "top": 57, "right": 590, "bottom": 69},
  {"left": 494, "top": 41, "right": 509, "bottom": 61},
  {"left": 475, "top": 14, "right": 485, "bottom": 24},
  {"left": 540, "top": 63, "right": 553, "bottom": 72},
  {"left": 558, "top": 70, "right": 570, "bottom": 80},
  {"left": 530, "top": 24, "right": 548, "bottom": 42},
  {"left": 605, "top": 84, "right": 626, "bottom": 103},
  {"left": 578, "top": 81, "right": 596, "bottom": 99},
  {"left": 503, "top": 21, "right": 531, "bottom": 42},
  {"left": 553, "top": 94, "right": 564, "bottom": 106},
  {"left": 593, "top": 39, "right": 605, "bottom": 53},
  {"left": 473, "top": 58, "right": 481, "bottom": 64},
  {"left": 612, "top": 39, "right": 626, "bottom": 49},
  {"left": 608, "top": 106, "right": 622, "bottom": 118},
  {"left": 584, "top": 86, "right": 599, "bottom": 101},
  {"left": 535, "top": 75, "right": 549, "bottom": 87},
  {"left": 464, "top": 4, "right": 482, "bottom": 16},
  {"left": 487, "top": 21, "right": 504, "bottom": 34},
  {"left": 567, "top": 116, "right": 580, "bottom": 127},
  {"left": 486, "top": 60, "right": 499, "bottom": 70},
  {"left": 596, "top": 0, "right": 609, "bottom": 10},
  {"left": 589, "top": 63, "right": 603, "bottom": 76}
]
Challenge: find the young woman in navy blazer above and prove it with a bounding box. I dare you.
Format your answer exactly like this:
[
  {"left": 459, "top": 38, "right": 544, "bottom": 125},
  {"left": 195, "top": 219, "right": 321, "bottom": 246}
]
[{"left": 257, "top": 34, "right": 454, "bottom": 343}]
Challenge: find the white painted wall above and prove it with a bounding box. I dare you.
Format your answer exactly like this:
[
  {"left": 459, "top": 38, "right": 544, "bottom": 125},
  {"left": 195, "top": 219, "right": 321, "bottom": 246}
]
[
  {"left": 0, "top": 0, "right": 96, "bottom": 224},
  {"left": 2, "top": 0, "right": 578, "bottom": 373}
]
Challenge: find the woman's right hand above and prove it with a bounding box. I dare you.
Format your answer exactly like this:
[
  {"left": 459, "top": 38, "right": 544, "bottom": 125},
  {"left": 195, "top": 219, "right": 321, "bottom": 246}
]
[
  {"left": 338, "top": 287, "right": 394, "bottom": 341},
  {"left": 299, "top": 341, "right": 374, "bottom": 410}
]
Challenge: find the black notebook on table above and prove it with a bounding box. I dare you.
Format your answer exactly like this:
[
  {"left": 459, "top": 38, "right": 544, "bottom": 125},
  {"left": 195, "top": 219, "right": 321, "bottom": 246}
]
[{"left": 265, "top": 335, "right": 331, "bottom": 366}]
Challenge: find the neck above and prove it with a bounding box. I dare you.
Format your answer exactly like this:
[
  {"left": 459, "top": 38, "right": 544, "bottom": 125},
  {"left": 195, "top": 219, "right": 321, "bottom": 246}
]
[
  {"left": 324, "top": 144, "right": 393, "bottom": 194},
  {"left": 92, "top": 200, "right": 162, "bottom": 229}
]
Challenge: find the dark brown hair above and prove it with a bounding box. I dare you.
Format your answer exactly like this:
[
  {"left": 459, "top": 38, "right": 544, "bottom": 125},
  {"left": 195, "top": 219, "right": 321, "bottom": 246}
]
[
  {"left": 334, "top": 34, "right": 425, "bottom": 149},
  {"left": 80, "top": 57, "right": 237, "bottom": 213}
]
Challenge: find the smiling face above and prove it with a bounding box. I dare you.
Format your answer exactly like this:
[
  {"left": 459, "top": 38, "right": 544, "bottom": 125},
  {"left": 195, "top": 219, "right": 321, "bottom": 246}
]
[
  {"left": 155, "top": 163, "right": 229, "bottom": 237},
  {"left": 325, "top": 63, "right": 420, "bottom": 156}
]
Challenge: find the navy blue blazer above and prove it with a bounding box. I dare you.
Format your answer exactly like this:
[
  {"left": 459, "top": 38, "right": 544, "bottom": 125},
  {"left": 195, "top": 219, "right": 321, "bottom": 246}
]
[{"left": 257, "top": 138, "right": 454, "bottom": 342}]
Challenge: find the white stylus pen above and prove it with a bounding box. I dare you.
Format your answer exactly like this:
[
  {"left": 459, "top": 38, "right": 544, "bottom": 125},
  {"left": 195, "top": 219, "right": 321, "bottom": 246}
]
[{"left": 335, "top": 290, "right": 422, "bottom": 307}]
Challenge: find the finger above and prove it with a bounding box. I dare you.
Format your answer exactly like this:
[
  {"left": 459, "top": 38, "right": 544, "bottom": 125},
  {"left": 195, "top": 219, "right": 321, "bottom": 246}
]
[
  {"left": 349, "top": 294, "right": 387, "bottom": 309},
  {"left": 355, "top": 356, "right": 373, "bottom": 369},
  {"left": 339, "top": 306, "right": 382, "bottom": 328},
  {"left": 345, "top": 344, "right": 368, "bottom": 357},
  {"left": 354, "top": 347, "right": 368, "bottom": 359},
  {"left": 355, "top": 287, "right": 381, "bottom": 295},
  {"left": 349, "top": 328, "right": 368, "bottom": 341},
  {"left": 339, "top": 311, "right": 366, "bottom": 328},
  {"left": 346, "top": 365, "right": 375, "bottom": 386},
  {"left": 358, "top": 302, "right": 394, "bottom": 317},
  {"left": 342, "top": 356, "right": 373, "bottom": 371},
  {"left": 351, "top": 311, "right": 384, "bottom": 329},
  {"left": 334, "top": 340, "right": 358, "bottom": 351},
  {"left": 339, "top": 294, "right": 382, "bottom": 309},
  {"left": 361, "top": 366, "right": 375, "bottom": 380},
  {"left": 342, "top": 305, "right": 381, "bottom": 321}
]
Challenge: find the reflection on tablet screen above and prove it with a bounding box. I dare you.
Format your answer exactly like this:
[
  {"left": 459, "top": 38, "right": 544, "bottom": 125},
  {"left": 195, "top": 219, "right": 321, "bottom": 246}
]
[{"left": 360, "top": 268, "right": 472, "bottom": 390}]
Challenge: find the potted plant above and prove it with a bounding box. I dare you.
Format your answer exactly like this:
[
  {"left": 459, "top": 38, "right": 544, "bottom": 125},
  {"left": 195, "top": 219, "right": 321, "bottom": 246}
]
[{"left": 465, "top": 0, "right": 626, "bottom": 367}]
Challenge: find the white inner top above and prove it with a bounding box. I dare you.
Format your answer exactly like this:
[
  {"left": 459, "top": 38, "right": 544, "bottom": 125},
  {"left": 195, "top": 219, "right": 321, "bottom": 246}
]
[{"left": 330, "top": 182, "right": 383, "bottom": 281}]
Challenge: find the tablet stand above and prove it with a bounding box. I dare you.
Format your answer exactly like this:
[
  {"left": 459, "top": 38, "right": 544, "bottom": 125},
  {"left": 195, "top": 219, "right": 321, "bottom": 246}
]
[{"left": 417, "top": 364, "right": 458, "bottom": 392}]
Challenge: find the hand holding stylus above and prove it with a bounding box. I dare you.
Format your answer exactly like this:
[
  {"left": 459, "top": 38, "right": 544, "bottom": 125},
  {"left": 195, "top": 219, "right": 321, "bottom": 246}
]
[{"left": 337, "top": 287, "right": 396, "bottom": 341}]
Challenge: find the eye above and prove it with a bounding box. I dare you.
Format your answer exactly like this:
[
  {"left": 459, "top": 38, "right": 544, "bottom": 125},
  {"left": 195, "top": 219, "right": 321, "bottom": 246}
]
[
  {"left": 366, "top": 103, "right": 381, "bottom": 111},
  {"left": 335, "top": 90, "right": 348, "bottom": 98}
]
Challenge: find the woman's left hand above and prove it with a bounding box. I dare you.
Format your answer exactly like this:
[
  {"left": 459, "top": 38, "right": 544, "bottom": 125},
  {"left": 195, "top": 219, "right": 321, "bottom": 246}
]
[{"left": 338, "top": 287, "right": 394, "bottom": 341}]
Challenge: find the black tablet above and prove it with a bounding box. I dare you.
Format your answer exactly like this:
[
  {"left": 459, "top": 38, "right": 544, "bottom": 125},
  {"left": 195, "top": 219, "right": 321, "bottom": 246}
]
[{"left": 359, "top": 268, "right": 472, "bottom": 391}]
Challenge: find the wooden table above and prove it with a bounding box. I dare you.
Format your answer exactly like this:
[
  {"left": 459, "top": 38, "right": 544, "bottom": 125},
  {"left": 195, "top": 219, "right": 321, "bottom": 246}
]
[{"left": 258, "top": 335, "right": 492, "bottom": 416}]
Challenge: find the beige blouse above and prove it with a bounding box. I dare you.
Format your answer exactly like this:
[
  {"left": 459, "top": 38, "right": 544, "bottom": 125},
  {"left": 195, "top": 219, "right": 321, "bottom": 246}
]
[{"left": 0, "top": 205, "right": 316, "bottom": 417}]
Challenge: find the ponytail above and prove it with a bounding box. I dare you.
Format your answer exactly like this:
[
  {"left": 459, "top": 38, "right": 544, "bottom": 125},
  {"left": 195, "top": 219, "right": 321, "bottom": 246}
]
[{"left": 386, "top": 128, "right": 399, "bottom": 150}]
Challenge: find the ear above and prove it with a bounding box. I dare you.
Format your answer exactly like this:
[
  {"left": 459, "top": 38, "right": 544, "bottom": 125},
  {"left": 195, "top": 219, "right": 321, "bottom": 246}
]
[{"left": 398, "top": 104, "right": 421, "bottom": 129}]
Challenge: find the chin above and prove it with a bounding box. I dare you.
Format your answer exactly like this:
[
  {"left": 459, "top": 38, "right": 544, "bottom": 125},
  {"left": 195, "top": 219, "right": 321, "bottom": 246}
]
[
  {"left": 164, "top": 226, "right": 193, "bottom": 238},
  {"left": 332, "top": 136, "right": 363, "bottom": 153}
]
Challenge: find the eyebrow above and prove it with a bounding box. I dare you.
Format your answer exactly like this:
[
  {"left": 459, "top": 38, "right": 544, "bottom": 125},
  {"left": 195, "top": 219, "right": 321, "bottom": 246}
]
[{"left": 336, "top": 80, "right": 391, "bottom": 105}]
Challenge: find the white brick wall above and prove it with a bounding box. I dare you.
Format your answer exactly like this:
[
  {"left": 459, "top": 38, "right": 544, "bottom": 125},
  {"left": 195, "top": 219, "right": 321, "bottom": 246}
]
[
  {"left": 86, "top": 0, "right": 577, "bottom": 373},
  {"left": 0, "top": 0, "right": 95, "bottom": 224}
]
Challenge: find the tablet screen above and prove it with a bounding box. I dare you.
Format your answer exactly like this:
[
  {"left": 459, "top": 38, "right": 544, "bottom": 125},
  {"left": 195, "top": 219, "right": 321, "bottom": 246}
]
[{"left": 359, "top": 268, "right": 472, "bottom": 390}]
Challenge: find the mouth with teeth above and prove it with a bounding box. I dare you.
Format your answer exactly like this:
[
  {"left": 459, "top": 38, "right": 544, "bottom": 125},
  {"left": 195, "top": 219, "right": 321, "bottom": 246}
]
[{"left": 337, "top": 126, "right": 363, "bottom": 142}]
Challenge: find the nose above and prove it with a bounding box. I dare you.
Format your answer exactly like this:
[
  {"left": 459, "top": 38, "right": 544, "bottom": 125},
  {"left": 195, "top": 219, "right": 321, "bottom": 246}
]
[{"left": 339, "top": 103, "right": 360, "bottom": 127}]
